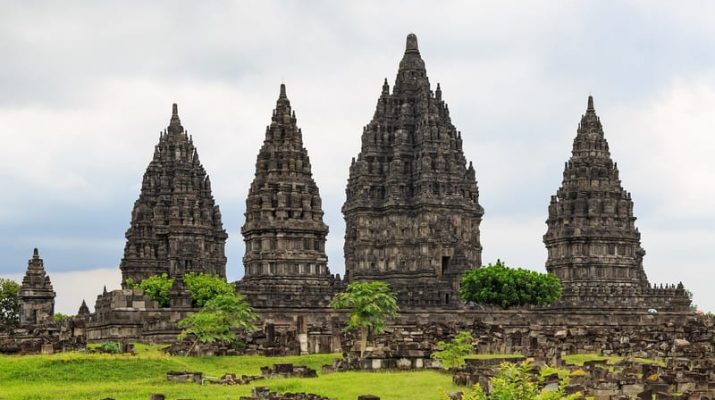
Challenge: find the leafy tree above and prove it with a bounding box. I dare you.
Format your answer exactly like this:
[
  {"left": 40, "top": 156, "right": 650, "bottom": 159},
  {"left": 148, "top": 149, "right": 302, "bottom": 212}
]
[
  {"left": 177, "top": 293, "right": 258, "bottom": 355},
  {"left": 455, "top": 362, "right": 580, "bottom": 400},
  {"left": 432, "top": 330, "right": 474, "bottom": 369},
  {"left": 330, "top": 281, "right": 399, "bottom": 357},
  {"left": 128, "top": 273, "right": 174, "bottom": 307},
  {"left": 0, "top": 278, "right": 20, "bottom": 329},
  {"left": 184, "top": 273, "right": 235, "bottom": 307},
  {"left": 460, "top": 261, "right": 561, "bottom": 308}
]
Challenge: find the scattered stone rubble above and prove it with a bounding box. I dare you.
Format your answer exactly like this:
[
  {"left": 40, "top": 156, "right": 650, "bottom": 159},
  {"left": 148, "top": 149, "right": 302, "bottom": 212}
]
[
  {"left": 452, "top": 356, "right": 715, "bottom": 399},
  {"left": 334, "top": 315, "right": 715, "bottom": 371},
  {"left": 240, "top": 387, "right": 333, "bottom": 400},
  {"left": 165, "top": 364, "right": 317, "bottom": 386},
  {"left": 165, "top": 371, "right": 203, "bottom": 384},
  {"left": 260, "top": 363, "right": 318, "bottom": 378}
]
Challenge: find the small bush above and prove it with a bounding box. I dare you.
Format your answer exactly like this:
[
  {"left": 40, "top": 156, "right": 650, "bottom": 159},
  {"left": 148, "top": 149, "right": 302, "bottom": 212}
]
[
  {"left": 53, "top": 313, "right": 72, "bottom": 322},
  {"left": 131, "top": 274, "right": 173, "bottom": 307},
  {"left": 98, "top": 341, "right": 121, "bottom": 354},
  {"left": 432, "top": 331, "right": 474, "bottom": 370},
  {"left": 455, "top": 362, "right": 581, "bottom": 400}
]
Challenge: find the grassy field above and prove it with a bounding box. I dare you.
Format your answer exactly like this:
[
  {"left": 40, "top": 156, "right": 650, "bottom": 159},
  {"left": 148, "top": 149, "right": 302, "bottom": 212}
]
[{"left": 0, "top": 344, "right": 458, "bottom": 400}]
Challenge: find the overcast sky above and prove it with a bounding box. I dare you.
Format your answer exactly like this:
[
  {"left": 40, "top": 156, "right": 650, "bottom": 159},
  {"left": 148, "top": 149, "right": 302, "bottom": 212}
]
[{"left": 1, "top": 1, "right": 714, "bottom": 314}]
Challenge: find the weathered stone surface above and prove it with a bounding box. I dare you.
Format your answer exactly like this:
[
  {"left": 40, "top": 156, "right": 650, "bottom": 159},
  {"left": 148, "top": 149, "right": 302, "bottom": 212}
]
[
  {"left": 19, "top": 248, "right": 56, "bottom": 326},
  {"left": 544, "top": 96, "right": 690, "bottom": 311},
  {"left": 119, "top": 104, "right": 227, "bottom": 285},
  {"left": 237, "top": 85, "right": 343, "bottom": 309},
  {"left": 166, "top": 371, "right": 203, "bottom": 384},
  {"left": 343, "top": 33, "right": 483, "bottom": 307}
]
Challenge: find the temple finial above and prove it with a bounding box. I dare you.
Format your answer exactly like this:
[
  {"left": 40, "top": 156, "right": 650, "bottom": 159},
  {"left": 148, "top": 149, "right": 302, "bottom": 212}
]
[
  {"left": 168, "top": 103, "right": 183, "bottom": 133},
  {"left": 587, "top": 95, "right": 595, "bottom": 112},
  {"left": 405, "top": 33, "right": 419, "bottom": 53},
  {"left": 33, "top": 248, "right": 39, "bottom": 257},
  {"left": 279, "top": 83, "right": 287, "bottom": 99}
]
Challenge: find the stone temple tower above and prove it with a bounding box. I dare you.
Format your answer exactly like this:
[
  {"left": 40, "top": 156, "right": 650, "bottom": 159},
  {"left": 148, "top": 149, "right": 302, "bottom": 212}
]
[
  {"left": 544, "top": 96, "right": 690, "bottom": 310},
  {"left": 238, "top": 84, "right": 341, "bottom": 308},
  {"left": 120, "top": 104, "right": 227, "bottom": 286},
  {"left": 343, "top": 34, "right": 484, "bottom": 307},
  {"left": 19, "top": 248, "right": 56, "bottom": 326}
]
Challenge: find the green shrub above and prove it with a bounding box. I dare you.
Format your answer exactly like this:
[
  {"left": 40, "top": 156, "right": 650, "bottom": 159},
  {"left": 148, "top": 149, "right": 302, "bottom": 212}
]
[
  {"left": 98, "top": 341, "right": 121, "bottom": 354},
  {"left": 460, "top": 261, "right": 562, "bottom": 308},
  {"left": 456, "top": 362, "right": 580, "bottom": 400},
  {"left": 53, "top": 313, "right": 72, "bottom": 322},
  {"left": 432, "top": 331, "right": 474, "bottom": 370},
  {"left": 184, "top": 273, "right": 235, "bottom": 307},
  {"left": 131, "top": 274, "right": 173, "bottom": 307}
]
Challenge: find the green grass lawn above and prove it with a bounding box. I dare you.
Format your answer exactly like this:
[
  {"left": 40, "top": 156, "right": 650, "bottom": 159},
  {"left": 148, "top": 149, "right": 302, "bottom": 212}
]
[{"left": 0, "top": 345, "right": 458, "bottom": 400}]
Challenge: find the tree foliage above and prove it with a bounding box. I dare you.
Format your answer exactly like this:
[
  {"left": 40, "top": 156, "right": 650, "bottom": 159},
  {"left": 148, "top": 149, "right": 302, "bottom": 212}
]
[
  {"left": 127, "top": 274, "right": 174, "bottom": 307},
  {"left": 183, "top": 273, "right": 235, "bottom": 307},
  {"left": 177, "top": 293, "right": 258, "bottom": 354},
  {"left": 331, "top": 281, "right": 399, "bottom": 357},
  {"left": 432, "top": 331, "right": 474, "bottom": 370},
  {"left": 53, "top": 313, "right": 73, "bottom": 322},
  {"left": 0, "top": 278, "right": 20, "bottom": 329},
  {"left": 457, "top": 362, "right": 580, "bottom": 400},
  {"left": 460, "top": 261, "right": 562, "bottom": 308}
]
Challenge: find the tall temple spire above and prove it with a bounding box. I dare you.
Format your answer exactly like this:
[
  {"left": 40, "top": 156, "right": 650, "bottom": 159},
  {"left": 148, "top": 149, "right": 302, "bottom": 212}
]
[
  {"left": 239, "top": 84, "right": 338, "bottom": 308},
  {"left": 119, "top": 104, "right": 227, "bottom": 285},
  {"left": 545, "top": 95, "right": 642, "bottom": 289},
  {"left": 542, "top": 95, "right": 689, "bottom": 311},
  {"left": 343, "top": 34, "right": 483, "bottom": 308}
]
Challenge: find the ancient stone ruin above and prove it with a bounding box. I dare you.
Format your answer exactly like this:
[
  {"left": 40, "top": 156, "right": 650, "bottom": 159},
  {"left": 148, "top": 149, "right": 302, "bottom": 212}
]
[
  {"left": 237, "top": 84, "right": 343, "bottom": 309},
  {"left": 342, "top": 33, "right": 484, "bottom": 308},
  {"left": 1, "top": 34, "right": 700, "bottom": 365},
  {"left": 544, "top": 96, "right": 690, "bottom": 311},
  {"left": 19, "top": 248, "right": 55, "bottom": 326},
  {"left": 119, "top": 103, "right": 228, "bottom": 286}
]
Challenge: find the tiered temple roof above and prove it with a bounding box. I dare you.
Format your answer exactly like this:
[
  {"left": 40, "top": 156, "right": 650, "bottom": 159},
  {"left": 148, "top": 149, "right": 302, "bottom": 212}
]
[
  {"left": 119, "top": 104, "right": 227, "bottom": 285},
  {"left": 19, "top": 248, "right": 55, "bottom": 326},
  {"left": 238, "top": 85, "right": 340, "bottom": 308},
  {"left": 544, "top": 96, "right": 689, "bottom": 310},
  {"left": 342, "top": 34, "right": 483, "bottom": 307}
]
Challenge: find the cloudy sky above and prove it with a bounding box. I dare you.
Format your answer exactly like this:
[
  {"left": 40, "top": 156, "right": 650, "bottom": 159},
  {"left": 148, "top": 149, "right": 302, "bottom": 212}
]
[{"left": 1, "top": 1, "right": 714, "bottom": 314}]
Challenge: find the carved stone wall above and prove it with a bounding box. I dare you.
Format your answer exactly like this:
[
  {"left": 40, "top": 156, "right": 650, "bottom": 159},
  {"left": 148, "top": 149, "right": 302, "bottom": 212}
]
[
  {"left": 343, "top": 34, "right": 483, "bottom": 308},
  {"left": 119, "top": 104, "right": 227, "bottom": 285}
]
